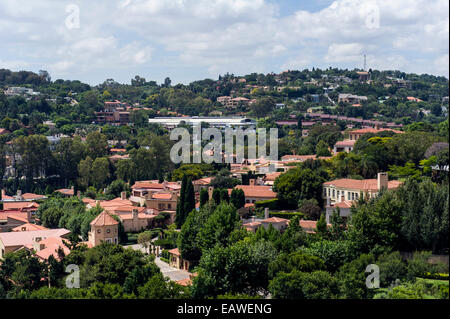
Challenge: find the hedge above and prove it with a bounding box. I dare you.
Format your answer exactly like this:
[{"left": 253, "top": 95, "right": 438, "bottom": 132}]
[
  {"left": 254, "top": 199, "right": 280, "bottom": 210},
  {"left": 419, "top": 272, "right": 449, "bottom": 280},
  {"left": 269, "top": 212, "right": 304, "bottom": 220}
]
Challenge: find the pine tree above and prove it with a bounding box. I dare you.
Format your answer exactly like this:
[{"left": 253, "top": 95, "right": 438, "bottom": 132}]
[
  {"left": 212, "top": 188, "right": 221, "bottom": 205},
  {"left": 175, "top": 174, "right": 188, "bottom": 228},
  {"left": 183, "top": 178, "right": 195, "bottom": 222},
  {"left": 316, "top": 214, "right": 328, "bottom": 237},
  {"left": 199, "top": 188, "right": 209, "bottom": 207},
  {"left": 220, "top": 189, "right": 230, "bottom": 203}
]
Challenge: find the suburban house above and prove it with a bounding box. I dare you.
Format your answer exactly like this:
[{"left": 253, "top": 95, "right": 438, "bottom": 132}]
[
  {"left": 348, "top": 127, "right": 403, "bottom": 141},
  {"left": 145, "top": 191, "right": 178, "bottom": 211},
  {"left": 12, "top": 223, "right": 48, "bottom": 232},
  {"left": 168, "top": 248, "right": 192, "bottom": 271},
  {"left": 192, "top": 177, "right": 213, "bottom": 193},
  {"left": 95, "top": 100, "right": 130, "bottom": 125},
  {"left": 0, "top": 211, "right": 31, "bottom": 232},
  {"left": 227, "top": 180, "right": 277, "bottom": 204},
  {"left": 118, "top": 208, "right": 158, "bottom": 233},
  {"left": 130, "top": 181, "right": 180, "bottom": 206},
  {"left": 0, "top": 228, "right": 70, "bottom": 259},
  {"left": 55, "top": 186, "right": 75, "bottom": 197},
  {"left": 28, "top": 236, "right": 71, "bottom": 261},
  {"left": 88, "top": 211, "right": 119, "bottom": 247},
  {"left": 261, "top": 217, "right": 289, "bottom": 232},
  {"left": 338, "top": 93, "right": 368, "bottom": 104},
  {"left": 323, "top": 172, "right": 402, "bottom": 220},
  {"left": 325, "top": 195, "right": 354, "bottom": 224},
  {"left": 333, "top": 139, "right": 356, "bottom": 153}
]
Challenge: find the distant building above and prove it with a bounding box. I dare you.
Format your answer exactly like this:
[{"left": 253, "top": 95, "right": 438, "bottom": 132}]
[
  {"left": 338, "top": 94, "right": 368, "bottom": 104},
  {"left": 333, "top": 139, "right": 356, "bottom": 153},
  {"left": 88, "top": 211, "right": 119, "bottom": 246},
  {"left": 95, "top": 101, "right": 130, "bottom": 125},
  {"left": 147, "top": 117, "right": 256, "bottom": 130}
]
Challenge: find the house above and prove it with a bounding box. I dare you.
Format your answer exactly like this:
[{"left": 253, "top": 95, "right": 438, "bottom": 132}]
[
  {"left": 130, "top": 181, "right": 180, "bottom": 206},
  {"left": 192, "top": 177, "right": 213, "bottom": 193},
  {"left": 95, "top": 101, "right": 130, "bottom": 125},
  {"left": 348, "top": 127, "right": 403, "bottom": 141},
  {"left": 118, "top": 208, "right": 158, "bottom": 233},
  {"left": 325, "top": 195, "right": 354, "bottom": 224},
  {"left": 356, "top": 71, "right": 370, "bottom": 82},
  {"left": 263, "top": 172, "right": 282, "bottom": 186},
  {"left": 338, "top": 94, "right": 368, "bottom": 104},
  {"left": 168, "top": 248, "right": 192, "bottom": 271},
  {"left": 0, "top": 211, "right": 30, "bottom": 232},
  {"left": 0, "top": 228, "right": 70, "bottom": 259},
  {"left": 260, "top": 217, "right": 289, "bottom": 232},
  {"left": 55, "top": 186, "right": 75, "bottom": 197},
  {"left": 145, "top": 191, "right": 178, "bottom": 212},
  {"left": 333, "top": 139, "right": 356, "bottom": 153},
  {"left": 228, "top": 180, "right": 277, "bottom": 204},
  {"left": 88, "top": 211, "right": 119, "bottom": 247},
  {"left": 31, "top": 236, "right": 71, "bottom": 261},
  {"left": 12, "top": 223, "right": 48, "bottom": 232},
  {"left": 323, "top": 172, "right": 402, "bottom": 207},
  {"left": 406, "top": 96, "right": 423, "bottom": 103}
]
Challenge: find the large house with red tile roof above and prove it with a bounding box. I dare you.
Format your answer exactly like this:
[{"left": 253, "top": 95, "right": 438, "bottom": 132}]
[
  {"left": 88, "top": 210, "right": 119, "bottom": 247},
  {"left": 0, "top": 228, "right": 71, "bottom": 259},
  {"left": 12, "top": 223, "right": 48, "bottom": 232},
  {"left": 0, "top": 210, "right": 33, "bottom": 232},
  {"left": 348, "top": 127, "right": 403, "bottom": 141},
  {"left": 323, "top": 172, "right": 401, "bottom": 204}
]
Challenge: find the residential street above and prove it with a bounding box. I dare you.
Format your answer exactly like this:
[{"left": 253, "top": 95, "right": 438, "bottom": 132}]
[{"left": 123, "top": 243, "right": 191, "bottom": 282}]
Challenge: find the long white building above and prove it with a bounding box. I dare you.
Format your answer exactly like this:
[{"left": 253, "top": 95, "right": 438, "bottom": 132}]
[{"left": 148, "top": 117, "right": 256, "bottom": 129}]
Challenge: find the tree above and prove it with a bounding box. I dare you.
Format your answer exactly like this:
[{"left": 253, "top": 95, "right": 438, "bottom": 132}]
[
  {"left": 250, "top": 97, "right": 274, "bottom": 118},
  {"left": 212, "top": 188, "right": 221, "bottom": 205},
  {"left": 220, "top": 188, "right": 230, "bottom": 203},
  {"left": 273, "top": 168, "right": 325, "bottom": 208},
  {"left": 198, "top": 203, "right": 240, "bottom": 251},
  {"left": 78, "top": 156, "right": 93, "bottom": 190},
  {"left": 315, "top": 140, "right": 331, "bottom": 156},
  {"left": 91, "top": 157, "right": 110, "bottom": 189},
  {"left": 268, "top": 251, "right": 326, "bottom": 279},
  {"left": 230, "top": 188, "right": 245, "bottom": 209},
  {"left": 298, "top": 198, "right": 321, "bottom": 220},
  {"left": 85, "top": 131, "right": 108, "bottom": 159},
  {"left": 316, "top": 214, "right": 328, "bottom": 237},
  {"left": 269, "top": 270, "right": 338, "bottom": 299},
  {"left": 199, "top": 188, "right": 209, "bottom": 207}
]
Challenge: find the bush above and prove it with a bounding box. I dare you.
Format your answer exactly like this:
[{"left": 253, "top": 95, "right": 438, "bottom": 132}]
[
  {"left": 254, "top": 199, "right": 280, "bottom": 210},
  {"left": 269, "top": 212, "right": 304, "bottom": 220}
]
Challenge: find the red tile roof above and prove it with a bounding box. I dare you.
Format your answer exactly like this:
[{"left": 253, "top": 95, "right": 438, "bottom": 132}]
[
  {"left": 168, "top": 248, "right": 181, "bottom": 256},
  {"left": 261, "top": 217, "right": 289, "bottom": 223},
  {"left": 34, "top": 237, "right": 71, "bottom": 261},
  {"left": 350, "top": 128, "right": 403, "bottom": 135},
  {"left": 229, "top": 185, "right": 277, "bottom": 199},
  {"left": 12, "top": 223, "right": 48, "bottom": 232},
  {"left": 90, "top": 211, "right": 118, "bottom": 227},
  {"left": 323, "top": 178, "right": 402, "bottom": 191}
]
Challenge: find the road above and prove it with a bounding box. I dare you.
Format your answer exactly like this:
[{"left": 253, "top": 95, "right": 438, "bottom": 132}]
[{"left": 123, "top": 243, "right": 191, "bottom": 282}]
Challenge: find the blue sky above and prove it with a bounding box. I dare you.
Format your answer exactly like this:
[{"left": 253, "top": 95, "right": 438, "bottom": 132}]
[{"left": 0, "top": 0, "right": 448, "bottom": 86}]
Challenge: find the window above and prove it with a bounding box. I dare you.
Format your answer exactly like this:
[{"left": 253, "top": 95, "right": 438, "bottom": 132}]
[
  {"left": 97, "top": 229, "right": 101, "bottom": 234},
  {"left": 348, "top": 192, "right": 351, "bottom": 200},
  {"left": 168, "top": 204, "right": 172, "bottom": 209},
  {"left": 107, "top": 229, "right": 110, "bottom": 234},
  {"left": 332, "top": 189, "right": 335, "bottom": 198}
]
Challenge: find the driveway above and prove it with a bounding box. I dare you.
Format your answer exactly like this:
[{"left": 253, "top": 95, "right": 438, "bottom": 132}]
[{"left": 123, "top": 244, "right": 191, "bottom": 282}]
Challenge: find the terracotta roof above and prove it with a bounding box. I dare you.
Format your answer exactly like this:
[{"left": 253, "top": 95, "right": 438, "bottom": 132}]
[
  {"left": 0, "top": 229, "right": 70, "bottom": 247},
  {"left": 132, "top": 181, "right": 165, "bottom": 189},
  {"left": 193, "top": 177, "right": 213, "bottom": 185},
  {"left": 34, "top": 237, "right": 71, "bottom": 261},
  {"left": 264, "top": 172, "right": 281, "bottom": 181},
  {"left": 12, "top": 223, "right": 48, "bottom": 232},
  {"left": 119, "top": 213, "right": 156, "bottom": 220},
  {"left": 299, "top": 220, "right": 317, "bottom": 229},
  {"left": 151, "top": 193, "right": 174, "bottom": 200},
  {"left": 261, "top": 217, "right": 289, "bottom": 223},
  {"left": 229, "top": 185, "right": 277, "bottom": 199},
  {"left": 350, "top": 128, "right": 403, "bottom": 135},
  {"left": 176, "top": 278, "right": 193, "bottom": 286},
  {"left": 168, "top": 248, "right": 180, "bottom": 256},
  {"left": 0, "top": 212, "right": 30, "bottom": 222},
  {"left": 332, "top": 200, "right": 355, "bottom": 209},
  {"left": 90, "top": 211, "right": 119, "bottom": 227},
  {"left": 323, "top": 178, "right": 402, "bottom": 191},
  {"left": 21, "top": 193, "right": 47, "bottom": 200},
  {"left": 56, "top": 188, "right": 74, "bottom": 196},
  {"left": 335, "top": 139, "right": 356, "bottom": 147},
  {"left": 2, "top": 202, "right": 39, "bottom": 211}
]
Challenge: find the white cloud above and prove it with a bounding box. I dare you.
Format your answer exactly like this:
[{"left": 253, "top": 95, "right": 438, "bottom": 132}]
[{"left": 0, "top": 0, "right": 447, "bottom": 84}]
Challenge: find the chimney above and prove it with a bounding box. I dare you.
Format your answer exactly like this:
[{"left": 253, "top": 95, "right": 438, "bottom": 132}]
[
  {"left": 17, "top": 189, "right": 22, "bottom": 196},
  {"left": 264, "top": 207, "right": 269, "bottom": 219},
  {"left": 121, "top": 191, "right": 127, "bottom": 200},
  {"left": 71, "top": 186, "right": 74, "bottom": 191},
  {"left": 77, "top": 190, "right": 81, "bottom": 198},
  {"left": 208, "top": 186, "right": 214, "bottom": 199},
  {"left": 132, "top": 208, "right": 138, "bottom": 218},
  {"left": 27, "top": 210, "right": 32, "bottom": 221},
  {"left": 377, "top": 172, "right": 388, "bottom": 191},
  {"left": 1, "top": 189, "right": 5, "bottom": 198},
  {"left": 249, "top": 179, "right": 256, "bottom": 186}
]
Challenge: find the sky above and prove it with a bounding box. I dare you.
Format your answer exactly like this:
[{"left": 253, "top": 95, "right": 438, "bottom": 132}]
[{"left": 0, "top": 0, "right": 448, "bottom": 86}]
